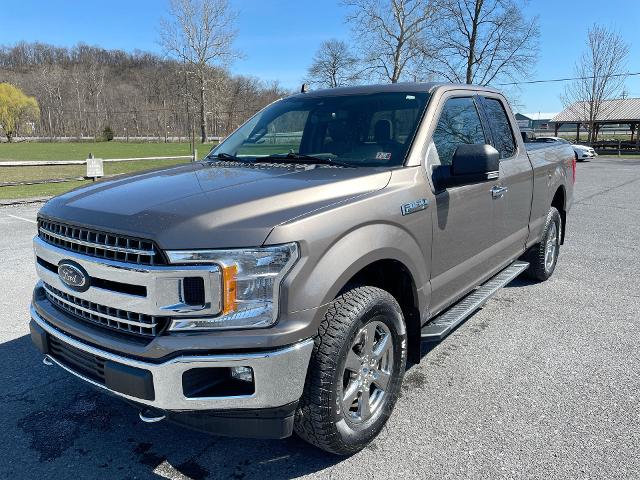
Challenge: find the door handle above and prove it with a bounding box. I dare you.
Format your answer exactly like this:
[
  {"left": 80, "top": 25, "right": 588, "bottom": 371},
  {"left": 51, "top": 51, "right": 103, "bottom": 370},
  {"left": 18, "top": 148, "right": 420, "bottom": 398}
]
[{"left": 491, "top": 185, "right": 508, "bottom": 199}]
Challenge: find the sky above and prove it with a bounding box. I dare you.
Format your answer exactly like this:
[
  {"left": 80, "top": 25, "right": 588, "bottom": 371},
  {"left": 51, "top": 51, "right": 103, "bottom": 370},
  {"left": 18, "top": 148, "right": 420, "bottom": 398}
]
[{"left": 1, "top": 0, "right": 639, "bottom": 114}]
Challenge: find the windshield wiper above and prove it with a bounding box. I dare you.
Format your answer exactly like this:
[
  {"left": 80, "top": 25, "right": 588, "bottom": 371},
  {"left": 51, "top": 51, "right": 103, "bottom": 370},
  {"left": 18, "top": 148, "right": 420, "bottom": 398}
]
[
  {"left": 207, "top": 152, "right": 248, "bottom": 162},
  {"left": 253, "top": 153, "right": 351, "bottom": 168}
]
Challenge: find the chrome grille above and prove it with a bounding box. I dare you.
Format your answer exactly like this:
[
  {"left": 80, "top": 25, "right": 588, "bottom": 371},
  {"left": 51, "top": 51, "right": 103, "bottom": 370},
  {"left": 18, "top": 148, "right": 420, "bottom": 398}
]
[
  {"left": 38, "top": 218, "right": 163, "bottom": 265},
  {"left": 43, "top": 282, "right": 165, "bottom": 337}
]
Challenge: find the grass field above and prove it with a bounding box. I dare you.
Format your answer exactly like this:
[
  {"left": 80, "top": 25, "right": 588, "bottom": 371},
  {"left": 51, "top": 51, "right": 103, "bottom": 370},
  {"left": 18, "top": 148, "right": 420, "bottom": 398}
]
[
  {"left": 0, "top": 141, "right": 213, "bottom": 161},
  {"left": 556, "top": 132, "right": 638, "bottom": 142},
  {"left": 0, "top": 141, "right": 215, "bottom": 200}
]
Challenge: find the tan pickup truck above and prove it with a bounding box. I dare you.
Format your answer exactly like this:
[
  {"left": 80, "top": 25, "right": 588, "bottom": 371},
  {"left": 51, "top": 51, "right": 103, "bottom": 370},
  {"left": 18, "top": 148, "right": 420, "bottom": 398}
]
[{"left": 30, "top": 82, "right": 575, "bottom": 454}]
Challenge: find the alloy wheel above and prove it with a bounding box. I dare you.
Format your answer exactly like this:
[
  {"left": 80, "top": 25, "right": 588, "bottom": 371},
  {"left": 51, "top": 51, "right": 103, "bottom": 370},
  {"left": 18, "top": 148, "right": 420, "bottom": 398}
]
[
  {"left": 545, "top": 221, "right": 559, "bottom": 272},
  {"left": 340, "top": 320, "right": 394, "bottom": 424}
]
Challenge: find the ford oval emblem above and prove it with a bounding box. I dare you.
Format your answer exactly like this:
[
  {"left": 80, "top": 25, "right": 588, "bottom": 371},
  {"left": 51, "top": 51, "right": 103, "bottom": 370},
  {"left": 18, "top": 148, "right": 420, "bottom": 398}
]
[{"left": 58, "top": 260, "right": 91, "bottom": 292}]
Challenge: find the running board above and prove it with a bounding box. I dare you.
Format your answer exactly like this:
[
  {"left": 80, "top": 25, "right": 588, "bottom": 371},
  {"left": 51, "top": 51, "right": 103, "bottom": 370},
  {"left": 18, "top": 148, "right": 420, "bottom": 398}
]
[{"left": 421, "top": 261, "right": 529, "bottom": 342}]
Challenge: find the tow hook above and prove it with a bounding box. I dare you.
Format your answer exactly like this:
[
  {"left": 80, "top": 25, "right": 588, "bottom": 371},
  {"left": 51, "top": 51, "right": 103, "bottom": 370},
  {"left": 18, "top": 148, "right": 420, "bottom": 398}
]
[
  {"left": 138, "top": 408, "right": 166, "bottom": 423},
  {"left": 42, "top": 355, "right": 54, "bottom": 366}
]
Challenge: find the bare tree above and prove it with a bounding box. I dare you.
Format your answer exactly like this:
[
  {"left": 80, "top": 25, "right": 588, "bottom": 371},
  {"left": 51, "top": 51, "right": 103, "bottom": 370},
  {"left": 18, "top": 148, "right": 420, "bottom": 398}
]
[
  {"left": 427, "top": 0, "right": 539, "bottom": 86},
  {"left": 85, "top": 63, "right": 106, "bottom": 137},
  {"left": 159, "top": 0, "right": 239, "bottom": 143},
  {"left": 562, "top": 24, "right": 629, "bottom": 143},
  {"left": 343, "top": 0, "right": 435, "bottom": 83},
  {"left": 37, "top": 64, "right": 70, "bottom": 138},
  {"left": 70, "top": 65, "right": 88, "bottom": 137},
  {"left": 306, "top": 39, "right": 360, "bottom": 88}
]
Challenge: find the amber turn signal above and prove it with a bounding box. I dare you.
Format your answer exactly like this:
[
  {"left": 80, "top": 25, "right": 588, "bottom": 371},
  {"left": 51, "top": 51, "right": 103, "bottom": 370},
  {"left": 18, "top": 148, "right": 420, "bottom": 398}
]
[{"left": 221, "top": 264, "right": 238, "bottom": 314}]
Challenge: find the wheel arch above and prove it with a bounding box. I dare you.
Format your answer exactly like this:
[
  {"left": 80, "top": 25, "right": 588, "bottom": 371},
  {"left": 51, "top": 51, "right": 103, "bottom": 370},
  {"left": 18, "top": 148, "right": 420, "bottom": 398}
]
[
  {"left": 287, "top": 223, "right": 429, "bottom": 364},
  {"left": 340, "top": 258, "right": 423, "bottom": 364},
  {"left": 551, "top": 185, "right": 566, "bottom": 244}
]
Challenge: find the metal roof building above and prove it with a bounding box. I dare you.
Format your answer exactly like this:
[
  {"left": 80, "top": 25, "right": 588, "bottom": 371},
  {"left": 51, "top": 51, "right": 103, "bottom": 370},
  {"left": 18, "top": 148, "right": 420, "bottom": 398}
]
[{"left": 551, "top": 98, "right": 640, "bottom": 146}]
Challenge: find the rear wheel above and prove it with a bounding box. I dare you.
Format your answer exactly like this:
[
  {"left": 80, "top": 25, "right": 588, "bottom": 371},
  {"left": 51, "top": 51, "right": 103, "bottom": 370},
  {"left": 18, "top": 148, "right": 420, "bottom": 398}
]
[
  {"left": 524, "top": 206, "right": 561, "bottom": 281},
  {"left": 294, "top": 286, "right": 407, "bottom": 455}
]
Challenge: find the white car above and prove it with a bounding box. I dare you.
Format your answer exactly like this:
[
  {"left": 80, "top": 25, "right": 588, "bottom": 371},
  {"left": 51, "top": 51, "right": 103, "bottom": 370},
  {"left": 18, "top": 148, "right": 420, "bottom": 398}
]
[{"left": 536, "top": 136, "right": 597, "bottom": 161}]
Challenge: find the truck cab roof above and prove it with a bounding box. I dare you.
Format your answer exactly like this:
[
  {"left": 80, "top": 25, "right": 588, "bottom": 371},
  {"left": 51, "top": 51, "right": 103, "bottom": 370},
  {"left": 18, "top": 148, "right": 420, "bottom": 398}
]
[{"left": 291, "top": 82, "right": 502, "bottom": 99}]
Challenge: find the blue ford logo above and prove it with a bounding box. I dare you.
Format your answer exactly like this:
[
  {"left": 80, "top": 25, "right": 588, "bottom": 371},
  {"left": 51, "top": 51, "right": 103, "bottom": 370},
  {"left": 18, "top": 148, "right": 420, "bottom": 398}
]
[{"left": 58, "top": 260, "right": 90, "bottom": 292}]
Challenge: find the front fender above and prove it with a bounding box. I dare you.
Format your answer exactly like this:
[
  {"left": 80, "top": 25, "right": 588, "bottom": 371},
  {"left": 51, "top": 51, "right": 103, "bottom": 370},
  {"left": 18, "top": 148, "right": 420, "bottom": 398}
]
[
  {"left": 265, "top": 166, "right": 432, "bottom": 342},
  {"left": 294, "top": 223, "right": 429, "bottom": 312},
  {"left": 269, "top": 171, "right": 431, "bottom": 310}
]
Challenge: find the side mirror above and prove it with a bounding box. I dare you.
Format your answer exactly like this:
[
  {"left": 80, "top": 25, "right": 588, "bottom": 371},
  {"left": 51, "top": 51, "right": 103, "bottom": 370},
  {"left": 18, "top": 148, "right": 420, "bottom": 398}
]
[{"left": 439, "top": 144, "right": 499, "bottom": 187}]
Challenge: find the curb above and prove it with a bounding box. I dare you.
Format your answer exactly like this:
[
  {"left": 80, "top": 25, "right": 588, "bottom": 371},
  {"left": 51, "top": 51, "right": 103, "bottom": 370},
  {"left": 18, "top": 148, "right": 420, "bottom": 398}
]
[{"left": 0, "top": 196, "right": 51, "bottom": 207}]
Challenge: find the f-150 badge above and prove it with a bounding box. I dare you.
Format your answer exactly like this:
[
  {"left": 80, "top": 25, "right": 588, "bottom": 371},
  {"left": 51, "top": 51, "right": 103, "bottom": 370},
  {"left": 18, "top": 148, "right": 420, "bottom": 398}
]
[{"left": 401, "top": 199, "right": 429, "bottom": 215}]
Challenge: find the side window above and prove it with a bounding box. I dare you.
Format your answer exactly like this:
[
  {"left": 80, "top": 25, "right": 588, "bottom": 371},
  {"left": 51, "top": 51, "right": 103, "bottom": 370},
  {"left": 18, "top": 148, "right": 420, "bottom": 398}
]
[
  {"left": 483, "top": 97, "right": 516, "bottom": 158},
  {"left": 432, "top": 97, "right": 487, "bottom": 166}
]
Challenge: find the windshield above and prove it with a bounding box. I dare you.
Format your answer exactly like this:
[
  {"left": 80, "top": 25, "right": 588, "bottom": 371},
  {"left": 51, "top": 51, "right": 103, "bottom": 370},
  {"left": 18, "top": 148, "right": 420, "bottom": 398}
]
[{"left": 209, "top": 91, "right": 430, "bottom": 167}]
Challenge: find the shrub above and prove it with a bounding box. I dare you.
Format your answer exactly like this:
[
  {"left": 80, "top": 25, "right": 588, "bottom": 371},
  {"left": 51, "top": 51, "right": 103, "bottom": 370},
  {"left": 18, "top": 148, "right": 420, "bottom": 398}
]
[{"left": 102, "top": 125, "right": 114, "bottom": 141}]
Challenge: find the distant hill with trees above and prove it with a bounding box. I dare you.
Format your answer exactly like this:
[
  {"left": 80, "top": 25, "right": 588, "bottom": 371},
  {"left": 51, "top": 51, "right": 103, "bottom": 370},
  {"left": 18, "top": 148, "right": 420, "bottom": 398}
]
[{"left": 0, "top": 41, "right": 286, "bottom": 141}]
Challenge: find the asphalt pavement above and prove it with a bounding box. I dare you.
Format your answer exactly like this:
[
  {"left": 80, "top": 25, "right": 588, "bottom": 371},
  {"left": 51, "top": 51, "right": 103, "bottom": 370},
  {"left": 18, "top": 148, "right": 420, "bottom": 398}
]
[{"left": 0, "top": 157, "right": 638, "bottom": 479}]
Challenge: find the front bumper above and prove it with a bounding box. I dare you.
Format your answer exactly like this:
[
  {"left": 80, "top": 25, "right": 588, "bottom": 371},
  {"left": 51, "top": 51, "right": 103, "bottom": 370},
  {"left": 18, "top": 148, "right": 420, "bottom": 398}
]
[
  {"left": 577, "top": 150, "right": 597, "bottom": 159},
  {"left": 30, "top": 305, "right": 314, "bottom": 413}
]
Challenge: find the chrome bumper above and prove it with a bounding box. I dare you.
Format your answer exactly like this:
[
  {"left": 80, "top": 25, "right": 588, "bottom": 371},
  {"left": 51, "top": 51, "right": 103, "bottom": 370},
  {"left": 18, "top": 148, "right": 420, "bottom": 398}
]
[{"left": 31, "top": 306, "right": 314, "bottom": 411}]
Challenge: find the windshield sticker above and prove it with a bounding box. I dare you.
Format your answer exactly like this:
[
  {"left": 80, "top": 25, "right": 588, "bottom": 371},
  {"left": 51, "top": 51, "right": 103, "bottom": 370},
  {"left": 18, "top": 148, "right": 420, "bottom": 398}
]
[{"left": 375, "top": 152, "right": 392, "bottom": 161}]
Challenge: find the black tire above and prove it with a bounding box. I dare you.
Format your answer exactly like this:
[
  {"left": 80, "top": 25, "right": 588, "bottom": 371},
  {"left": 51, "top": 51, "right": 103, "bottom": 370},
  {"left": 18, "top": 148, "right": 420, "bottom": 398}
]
[
  {"left": 294, "top": 286, "right": 407, "bottom": 455},
  {"left": 575, "top": 152, "right": 585, "bottom": 163},
  {"left": 523, "top": 206, "right": 562, "bottom": 281}
]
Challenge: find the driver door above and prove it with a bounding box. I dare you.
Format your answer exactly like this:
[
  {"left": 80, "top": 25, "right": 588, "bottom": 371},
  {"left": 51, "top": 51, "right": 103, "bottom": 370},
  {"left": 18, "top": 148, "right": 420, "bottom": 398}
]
[{"left": 427, "top": 95, "right": 502, "bottom": 315}]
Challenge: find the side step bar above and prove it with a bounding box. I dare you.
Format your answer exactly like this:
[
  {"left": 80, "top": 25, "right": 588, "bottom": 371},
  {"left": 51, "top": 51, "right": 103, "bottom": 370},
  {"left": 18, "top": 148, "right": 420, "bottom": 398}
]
[{"left": 421, "top": 261, "right": 529, "bottom": 342}]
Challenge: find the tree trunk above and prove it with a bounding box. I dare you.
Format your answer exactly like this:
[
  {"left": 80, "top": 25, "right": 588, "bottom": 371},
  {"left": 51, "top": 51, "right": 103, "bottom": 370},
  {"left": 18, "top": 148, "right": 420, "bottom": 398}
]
[
  {"left": 466, "top": 0, "right": 483, "bottom": 84},
  {"left": 576, "top": 123, "right": 580, "bottom": 143},
  {"left": 199, "top": 74, "right": 207, "bottom": 143},
  {"left": 95, "top": 93, "right": 101, "bottom": 139},
  {"left": 47, "top": 108, "right": 53, "bottom": 140}
]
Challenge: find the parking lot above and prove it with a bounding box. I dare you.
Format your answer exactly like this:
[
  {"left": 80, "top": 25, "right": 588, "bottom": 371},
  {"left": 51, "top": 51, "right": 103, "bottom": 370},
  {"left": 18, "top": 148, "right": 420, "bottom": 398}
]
[{"left": 0, "top": 156, "right": 638, "bottom": 479}]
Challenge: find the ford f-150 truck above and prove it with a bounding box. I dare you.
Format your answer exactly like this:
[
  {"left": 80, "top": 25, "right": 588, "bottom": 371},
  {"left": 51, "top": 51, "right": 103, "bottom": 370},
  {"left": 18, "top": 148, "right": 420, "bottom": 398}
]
[{"left": 29, "top": 83, "right": 575, "bottom": 455}]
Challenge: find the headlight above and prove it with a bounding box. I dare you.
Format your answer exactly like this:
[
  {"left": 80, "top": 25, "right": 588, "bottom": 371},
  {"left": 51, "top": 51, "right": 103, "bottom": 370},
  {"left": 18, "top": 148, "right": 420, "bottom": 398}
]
[{"left": 166, "top": 243, "right": 298, "bottom": 331}]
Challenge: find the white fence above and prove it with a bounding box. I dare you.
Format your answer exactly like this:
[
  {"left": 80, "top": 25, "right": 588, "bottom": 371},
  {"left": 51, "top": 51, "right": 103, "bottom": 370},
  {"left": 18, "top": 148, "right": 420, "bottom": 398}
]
[{"left": 0, "top": 153, "right": 197, "bottom": 188}]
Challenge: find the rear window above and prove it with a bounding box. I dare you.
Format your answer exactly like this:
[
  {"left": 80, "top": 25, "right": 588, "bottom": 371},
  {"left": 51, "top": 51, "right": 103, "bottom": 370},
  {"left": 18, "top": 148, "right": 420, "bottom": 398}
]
[{"left": 483, "top": 98, "right": 516, "bottom": 159}]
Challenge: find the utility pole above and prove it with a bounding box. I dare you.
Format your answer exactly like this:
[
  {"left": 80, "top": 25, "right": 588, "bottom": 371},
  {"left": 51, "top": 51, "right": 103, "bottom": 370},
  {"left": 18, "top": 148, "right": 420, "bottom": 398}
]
[{"left": 183, "top": 50, "right": 190, "bottom": 147}]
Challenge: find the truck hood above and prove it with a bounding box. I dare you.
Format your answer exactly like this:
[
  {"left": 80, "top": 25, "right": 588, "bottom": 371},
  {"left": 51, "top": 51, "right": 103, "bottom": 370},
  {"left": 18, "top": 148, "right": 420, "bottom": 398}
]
[{"left": 39, "top": 162, "right": 391, "bottom": 249}]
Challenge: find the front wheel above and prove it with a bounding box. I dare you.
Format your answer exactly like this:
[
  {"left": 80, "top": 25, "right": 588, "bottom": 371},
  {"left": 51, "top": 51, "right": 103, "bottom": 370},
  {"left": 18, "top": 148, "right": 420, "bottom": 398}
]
[
  {"left": 524, "top": 206, "right": 562, "bottom": 281},
  {"left": 294, "top": 286, "right": 407, "bottom": 455}
]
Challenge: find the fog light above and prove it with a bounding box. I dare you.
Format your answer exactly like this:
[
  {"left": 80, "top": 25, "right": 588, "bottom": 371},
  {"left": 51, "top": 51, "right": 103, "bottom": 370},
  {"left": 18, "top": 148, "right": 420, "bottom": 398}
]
[{"left": 230, "top": 366, "right": 253, "bottom": 383}]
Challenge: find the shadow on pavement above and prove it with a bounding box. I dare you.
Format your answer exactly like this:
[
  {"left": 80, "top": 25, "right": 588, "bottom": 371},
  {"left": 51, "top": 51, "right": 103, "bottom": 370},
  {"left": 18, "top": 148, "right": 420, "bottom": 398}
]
[
  {"left": 504, "top": 277, "right": 538, "bottom": 289},
  {"left": 1, "top": 334, "right": 342, "bottom": 480}
]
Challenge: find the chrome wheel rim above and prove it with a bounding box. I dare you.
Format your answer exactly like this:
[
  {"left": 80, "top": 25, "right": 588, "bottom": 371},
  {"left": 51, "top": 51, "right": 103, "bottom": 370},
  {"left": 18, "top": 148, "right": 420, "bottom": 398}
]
[
  {"left": 545, "top": 221, "right": 559, "bottom": 272},
  {"left": 340, "top": 320, "right": 394, "bottom": 424}
]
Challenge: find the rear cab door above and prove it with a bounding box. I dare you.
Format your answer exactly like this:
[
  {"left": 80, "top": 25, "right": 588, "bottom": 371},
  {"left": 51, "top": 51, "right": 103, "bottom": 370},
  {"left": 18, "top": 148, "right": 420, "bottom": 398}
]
[{"left": 477, "top": 94, "right": 534, "bottom": 265}]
